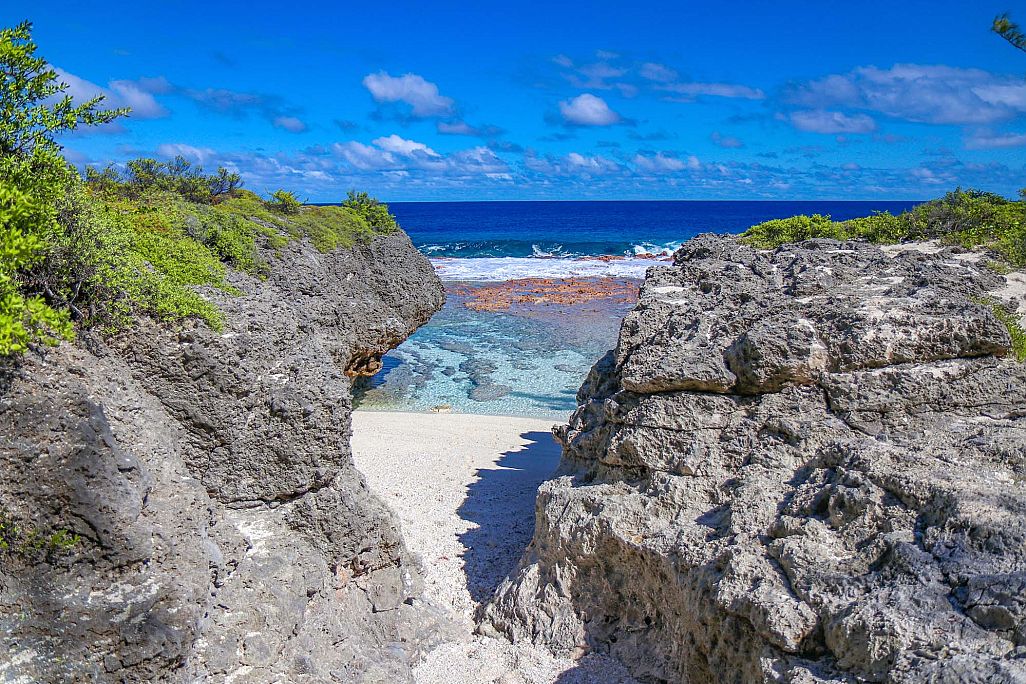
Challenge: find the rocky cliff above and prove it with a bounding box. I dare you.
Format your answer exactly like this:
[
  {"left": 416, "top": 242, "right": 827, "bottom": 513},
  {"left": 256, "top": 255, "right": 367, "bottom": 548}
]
[
  {"left": 484, "top": 235, "right": 1026, "bottom": 683},
  {"left": 0, "top": 231, "right": 445, "bottom": 682}
]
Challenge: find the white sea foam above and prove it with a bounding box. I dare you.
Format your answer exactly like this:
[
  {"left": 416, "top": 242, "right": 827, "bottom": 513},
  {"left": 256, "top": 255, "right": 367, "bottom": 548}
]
[
  {"left": 431, "top": 256, "right": 663, "bottom": 281},
  {"left": 632, "top": 241, "right": 682, "bottom": 256}
]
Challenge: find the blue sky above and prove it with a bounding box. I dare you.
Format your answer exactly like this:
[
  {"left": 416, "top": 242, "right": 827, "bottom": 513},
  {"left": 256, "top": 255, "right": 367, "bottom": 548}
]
[{"left": 7, "top": 1, "right": 1026, "bottom": 201}]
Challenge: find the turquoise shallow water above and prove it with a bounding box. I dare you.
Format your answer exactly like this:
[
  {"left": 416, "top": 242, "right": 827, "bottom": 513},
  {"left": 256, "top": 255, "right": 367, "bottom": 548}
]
[
  {"left": 352, "top": 284, "right": 633, "bottom": 420},
  {"left": 353, "top": 200, "right": 924, "bottom": 418}
]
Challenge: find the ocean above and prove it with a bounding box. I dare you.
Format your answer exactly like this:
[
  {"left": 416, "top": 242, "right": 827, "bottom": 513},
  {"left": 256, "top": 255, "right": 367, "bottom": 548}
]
[{"left": 352, "top": 200, "right": 920, "bottom": 418}]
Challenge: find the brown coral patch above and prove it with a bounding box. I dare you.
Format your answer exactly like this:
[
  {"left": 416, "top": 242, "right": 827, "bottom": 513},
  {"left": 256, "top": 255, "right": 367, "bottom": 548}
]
[{"left": 453, "top": 277, "right": 640, "bottom": 313}]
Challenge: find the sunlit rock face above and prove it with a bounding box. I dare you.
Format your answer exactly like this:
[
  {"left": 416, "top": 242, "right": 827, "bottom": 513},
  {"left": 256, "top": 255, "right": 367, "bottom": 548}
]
[
  {"left": 0, "top": 231, "right": 446, "bottom": 683},
  {"left": 485, "top": 235, "right": 1026, "bottom": 683}
]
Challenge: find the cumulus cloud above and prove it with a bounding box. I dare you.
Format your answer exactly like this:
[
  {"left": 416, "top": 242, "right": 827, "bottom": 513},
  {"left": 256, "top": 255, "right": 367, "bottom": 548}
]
[
  {"left": 524, "top": 151, "right": 623, "bottom": 176},
  {"left": 55, "top": 68, "right": 169, "bottom": 119},
  {"left": 787, "top": 64, "right": 1026, "bottom": 126},
  {"left": 362, "top": 72, "right": 455, "bottom": 117},
  {"left": 372, "top": 134, "right": 439, "bottom": 157},
  {"left": 789, "top": 110, "right": 877, "bottom": 134},
  {"left": 567, "top": 152, "right": 620, "bottom": 172},
  {"left": 331, "top": 141, "right": 395, "bottom": 170},
  {"left": 633, "top": 152, "right": 700, "bottom": 173},
  {"left": 331, "top": 135, "right": 510, "bottom": 181},
  {"left": 155, "top": 143, "right": 217, "bottom": 164},
  {"left": 559, "top": 93, "right": 622, "bottom": 126}
]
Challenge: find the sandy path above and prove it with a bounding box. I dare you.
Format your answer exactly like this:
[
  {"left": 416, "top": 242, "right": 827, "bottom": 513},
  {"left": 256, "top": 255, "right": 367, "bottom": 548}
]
[{"left": 351, "top": 411, "right": 637, "bottom": 684}]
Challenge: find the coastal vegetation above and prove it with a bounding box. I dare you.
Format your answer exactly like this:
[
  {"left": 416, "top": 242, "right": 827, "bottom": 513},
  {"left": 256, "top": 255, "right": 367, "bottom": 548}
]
[
  {"left": 0, "top": 21, "right": 396, "bottom": 355},
  {"left": 741, "top": 188, "right": 1026, "bottom": 267}
]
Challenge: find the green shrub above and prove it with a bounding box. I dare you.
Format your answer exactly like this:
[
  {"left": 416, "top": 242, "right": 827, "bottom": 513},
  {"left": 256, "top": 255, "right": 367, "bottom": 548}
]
[
  {"left": 740, "top": 214, "right": 844, "bottom": 248},
  {"left": 0, "top": 21, "right": 124, "bottom": 354},
  {"left": 843, "top": 211, "right": 918, "bottom": 243},
  {"left": 741, "top": 188, "right": 1026, "bottom": 267},
  {"left": 266, "top": 189, "right": 301, "bottom": 215},
  {"left": 209, "top": 166, "right": 243, "bottom": 199},
  {"left": 342, "top": 190, "right": 398, "bottom": 233},
  {"left": 0, "top": 182, "right": 73, "bottom": 353},
  {"left": 87, "top": 157, "right": 245, "bottom": 205}
]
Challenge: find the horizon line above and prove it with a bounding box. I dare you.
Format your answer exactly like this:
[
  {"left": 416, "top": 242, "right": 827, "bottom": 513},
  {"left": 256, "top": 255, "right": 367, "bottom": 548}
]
[{"left": 313, "top": 197, "right": 930, "bottom": 205}]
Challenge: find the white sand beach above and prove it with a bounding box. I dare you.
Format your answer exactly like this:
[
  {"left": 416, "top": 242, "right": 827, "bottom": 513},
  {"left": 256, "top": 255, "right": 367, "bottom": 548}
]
[{"left": 351, "top": 411, "right": 637, "bottom": 684}]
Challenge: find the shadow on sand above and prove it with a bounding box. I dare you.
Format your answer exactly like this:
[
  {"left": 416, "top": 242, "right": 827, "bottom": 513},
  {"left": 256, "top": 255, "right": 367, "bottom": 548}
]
[{"left": 456, "top": 429, "right": 562, "bottom": 604}]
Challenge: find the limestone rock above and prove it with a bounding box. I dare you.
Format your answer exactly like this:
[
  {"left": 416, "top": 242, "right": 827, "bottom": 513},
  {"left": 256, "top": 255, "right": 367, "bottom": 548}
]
[
  {"left": 0, "top": 231, "right": 446, "bottom": 683},
  {"left": 485, "top": 235, "right": 1026, "bottom": 683}
]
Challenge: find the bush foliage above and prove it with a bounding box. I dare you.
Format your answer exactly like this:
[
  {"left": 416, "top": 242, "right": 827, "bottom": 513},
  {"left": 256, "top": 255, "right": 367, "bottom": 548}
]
[
  {"left": 742, "top": 188, "right": 1026, "bottom": 267},
  {"left": 0, "top": 21, "right": 398, "bottom": 355}
]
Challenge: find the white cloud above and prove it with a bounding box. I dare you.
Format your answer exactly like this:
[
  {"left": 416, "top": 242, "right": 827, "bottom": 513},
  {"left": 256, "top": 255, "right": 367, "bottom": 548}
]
[
  {"left": 362, "top": 72, "right": 455, "bottom": 117},
  {"left": 272, "top": 115, "right": 308, "bottom": 133},
  {"left": 372, "top": 134, "right": 440, "bottom": 157},
  {"left": 965, "top": 130, "right": 1026, "bottom": 149},
  {"left": 658, "top": 81, "right": 764, "bottom": 100},
  {"left": 633, "top": 152, "right": 700, "bottom": 173},
  {"left": 566, "top": 152, "right": 619, "bottom": 172},
  {"left": 331, "top": 136, "right": 510, "bottom": 180},
  {"left": 437, "top": 120, "right": 477, "bottom": 136},
  {"left": 559, "top": 93, "right": 622, "bottom": 126},
  {"left": 639, "top": 62, "right": 678, "bottom": 83},
  {"left": 788, "top": 64, "right": 1026, "bottom": 125},
  {"left": 789, "top": 110, "right": 877, "bottom": 134},
  {"left": 525, "top": 151, "right": 622, "bottom": 176},
  {"left": 155, "top": 143, "right": 217, "bottom": 164},
  {"left": 332, "top": 141, "right": 397, "bottom": 170},
  {"left": 55, "top": 68, "right": 169, "bottom": 119}
]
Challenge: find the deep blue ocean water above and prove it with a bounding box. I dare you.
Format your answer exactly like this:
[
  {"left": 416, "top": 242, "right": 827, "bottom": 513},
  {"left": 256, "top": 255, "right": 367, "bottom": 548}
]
[
  {"left": 354, "top": 200, "right": 923, "bottom": 418},
  {"left": 391, "top": 200, "right": 921, "bottom": 259}
]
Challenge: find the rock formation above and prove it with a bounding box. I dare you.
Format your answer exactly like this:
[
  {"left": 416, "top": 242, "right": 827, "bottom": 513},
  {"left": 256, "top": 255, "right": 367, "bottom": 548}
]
[
  {"left": 484, "top": 235, "right": 1026, "bottom": 683},
  {"left": 0, "top": 232, "right": 446, "bottom": 683}
]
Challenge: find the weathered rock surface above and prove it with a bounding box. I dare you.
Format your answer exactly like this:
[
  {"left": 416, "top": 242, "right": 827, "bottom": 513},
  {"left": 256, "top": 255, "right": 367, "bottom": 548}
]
[
  {"left": 0, "top": 231, "right": 446, "bottom": 683},
  {"left": 484, "top": 235, "right": 1026, "bottom": 683}
]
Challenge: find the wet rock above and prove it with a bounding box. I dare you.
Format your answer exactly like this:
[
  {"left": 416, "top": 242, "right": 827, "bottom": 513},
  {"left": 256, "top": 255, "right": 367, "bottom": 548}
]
[
  {"left": 470, "top": 383, "right": 512, "bottom": 402},
  {"left": 485, "top": 235, "right": 1026, "bottom": 683}
]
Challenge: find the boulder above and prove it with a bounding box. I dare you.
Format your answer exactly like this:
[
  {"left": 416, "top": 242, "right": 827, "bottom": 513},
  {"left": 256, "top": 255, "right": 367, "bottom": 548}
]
[{"left": 485, "top": 235, "right": 1026, "bottom": 683}]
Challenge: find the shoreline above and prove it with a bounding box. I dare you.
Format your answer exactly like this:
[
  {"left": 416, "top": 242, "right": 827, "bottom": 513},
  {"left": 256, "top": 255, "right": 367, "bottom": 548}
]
[{"left": 354, "top": 405, "right": 573, "bottom": 421}]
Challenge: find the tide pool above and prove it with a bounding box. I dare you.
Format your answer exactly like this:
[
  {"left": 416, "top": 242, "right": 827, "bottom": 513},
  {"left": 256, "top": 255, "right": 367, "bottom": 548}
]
[{"left": 353, "top": 283, "right": 634, "bottom": 419}]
